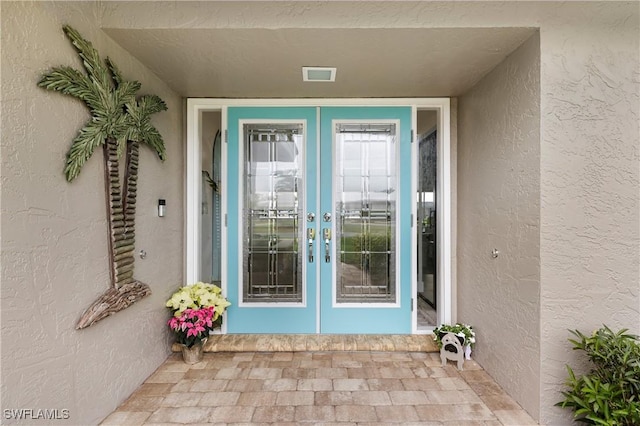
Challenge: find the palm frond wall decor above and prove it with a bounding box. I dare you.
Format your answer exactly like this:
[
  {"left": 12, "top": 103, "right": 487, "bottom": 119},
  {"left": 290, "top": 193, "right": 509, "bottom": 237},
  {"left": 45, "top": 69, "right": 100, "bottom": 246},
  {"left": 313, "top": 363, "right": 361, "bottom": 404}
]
[{"left": 38, "top": 26, "right": 167, "bottom": 329}]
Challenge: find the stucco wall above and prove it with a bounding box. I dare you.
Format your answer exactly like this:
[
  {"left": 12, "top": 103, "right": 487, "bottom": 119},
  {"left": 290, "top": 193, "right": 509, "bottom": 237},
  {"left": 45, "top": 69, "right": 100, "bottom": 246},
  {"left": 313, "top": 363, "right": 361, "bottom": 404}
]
[
  {"left": 0, "top": 2, "right": 183, "bottom": 424},
  {"left": 538, "top": 6, "right": 640, "bottom": 424},
  {"left": 458, "top": 33, "right": 541, "bottom": 419}
]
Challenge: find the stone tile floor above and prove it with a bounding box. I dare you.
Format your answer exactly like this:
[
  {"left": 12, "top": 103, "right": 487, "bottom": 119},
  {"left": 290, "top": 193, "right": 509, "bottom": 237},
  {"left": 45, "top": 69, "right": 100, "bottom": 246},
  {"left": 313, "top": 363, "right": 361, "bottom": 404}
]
[{"left": 102, "top": 351, "right": 538, "bottom": 425}]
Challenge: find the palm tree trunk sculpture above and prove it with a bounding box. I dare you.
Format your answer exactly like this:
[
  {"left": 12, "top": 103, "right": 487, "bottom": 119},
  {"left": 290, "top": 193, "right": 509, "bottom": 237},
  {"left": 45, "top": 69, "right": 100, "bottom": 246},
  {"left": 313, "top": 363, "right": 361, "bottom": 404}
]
[
  {"left": 118, "top": 140, "right": 138, "bottom": 285},
  {"left": 38, "top": 26, "right": 166, "bottom": 329}
]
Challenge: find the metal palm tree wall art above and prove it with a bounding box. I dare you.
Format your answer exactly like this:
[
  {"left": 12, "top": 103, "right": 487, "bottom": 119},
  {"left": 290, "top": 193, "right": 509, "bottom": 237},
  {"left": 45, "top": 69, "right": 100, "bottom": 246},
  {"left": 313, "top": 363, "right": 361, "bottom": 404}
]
[{"left": 38, "top": 26, "right": 167, "bottom": 329}]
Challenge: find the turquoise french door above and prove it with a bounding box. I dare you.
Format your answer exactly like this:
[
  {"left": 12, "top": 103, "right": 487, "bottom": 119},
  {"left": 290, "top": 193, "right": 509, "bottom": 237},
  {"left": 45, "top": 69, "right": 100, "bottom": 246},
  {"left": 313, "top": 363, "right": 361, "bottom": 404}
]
[
  {"left": 226, "top": 106, "right": 412, "bottom": 334},
  {"left": 226, "top": 107, "right": 318, "bottom": 333},
  {"left": 319, "top": 107, "right": 412, "bottom": 333}
]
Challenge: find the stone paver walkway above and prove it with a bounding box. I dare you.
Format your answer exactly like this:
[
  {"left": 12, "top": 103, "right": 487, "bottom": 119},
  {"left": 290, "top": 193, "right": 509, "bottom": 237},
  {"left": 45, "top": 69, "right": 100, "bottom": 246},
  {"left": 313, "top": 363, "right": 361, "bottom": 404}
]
[
  {"left": 102, "top": 351, "right": 538, "bottom": 425},
  {"left": 175, "top": 334, "right": 439, "bottom": 353}
]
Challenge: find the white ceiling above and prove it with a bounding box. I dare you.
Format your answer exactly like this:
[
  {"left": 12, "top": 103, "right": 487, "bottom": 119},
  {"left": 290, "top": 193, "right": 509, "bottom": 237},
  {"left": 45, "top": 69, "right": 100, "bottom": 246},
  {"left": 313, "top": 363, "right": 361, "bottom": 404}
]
[{"left": 104, "top": 27, "right": 536, "bottom": 98}]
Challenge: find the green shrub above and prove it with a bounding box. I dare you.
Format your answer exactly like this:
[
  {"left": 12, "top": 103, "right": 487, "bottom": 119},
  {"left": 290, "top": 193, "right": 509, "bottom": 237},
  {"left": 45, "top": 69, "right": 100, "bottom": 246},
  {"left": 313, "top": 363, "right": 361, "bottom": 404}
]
[{"left": 556, "top": 325, "right": 640, "bottom": 425}]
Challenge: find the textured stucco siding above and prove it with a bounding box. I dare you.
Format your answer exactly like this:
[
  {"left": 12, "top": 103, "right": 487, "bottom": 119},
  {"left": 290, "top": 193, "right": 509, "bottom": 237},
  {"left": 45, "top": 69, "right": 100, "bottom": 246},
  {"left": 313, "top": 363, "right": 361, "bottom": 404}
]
[
  {"left": 458, "top": 33, "right": 541, "bottom": 419},
  {"left": 538, "top": 8, "right": 640, "bottom": 425},
  {"left": 0, "top": 2, "right": 183, "bottom": 424}
]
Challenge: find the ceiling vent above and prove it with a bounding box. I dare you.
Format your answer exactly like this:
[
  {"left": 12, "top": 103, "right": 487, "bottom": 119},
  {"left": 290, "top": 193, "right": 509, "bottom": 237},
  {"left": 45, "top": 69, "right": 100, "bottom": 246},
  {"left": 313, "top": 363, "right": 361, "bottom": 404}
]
[{"left": 302, "top": 67, "right": 336, "bottom": 82}]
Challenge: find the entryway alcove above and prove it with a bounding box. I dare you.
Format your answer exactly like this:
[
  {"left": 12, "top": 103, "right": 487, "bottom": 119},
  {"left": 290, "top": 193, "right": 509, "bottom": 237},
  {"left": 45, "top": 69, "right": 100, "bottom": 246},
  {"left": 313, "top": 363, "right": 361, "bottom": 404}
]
[{"left": 188, "top": 99, "right": 452, "bottom": 336}]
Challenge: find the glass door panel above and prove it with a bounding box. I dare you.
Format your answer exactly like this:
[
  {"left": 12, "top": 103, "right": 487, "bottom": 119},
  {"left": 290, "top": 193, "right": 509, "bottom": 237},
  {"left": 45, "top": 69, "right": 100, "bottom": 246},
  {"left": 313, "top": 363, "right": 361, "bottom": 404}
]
[
  {"left": 335, "top": 123, "right": 397, "bottom": 304},
  {"left": 416, "top": 126, "right": 438, "bottom": 329},
  {"left": 243, "top": 123, "right": 303, "bottom": 302}
]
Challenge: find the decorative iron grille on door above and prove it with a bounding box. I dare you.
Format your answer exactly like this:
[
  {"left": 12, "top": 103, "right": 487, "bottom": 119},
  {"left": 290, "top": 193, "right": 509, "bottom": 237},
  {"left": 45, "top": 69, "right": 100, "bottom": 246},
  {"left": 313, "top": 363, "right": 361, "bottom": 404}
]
[
  {"left": 242, "top": 123, "right": 304, "bottom": 302},
  {"left": 335, "top": 123, "right": 397, "bottom": 303}
]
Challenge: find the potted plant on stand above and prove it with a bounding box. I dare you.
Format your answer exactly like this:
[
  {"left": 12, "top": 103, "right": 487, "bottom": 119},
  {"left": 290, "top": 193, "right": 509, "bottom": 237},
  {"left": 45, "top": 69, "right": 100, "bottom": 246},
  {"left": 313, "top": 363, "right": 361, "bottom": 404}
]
[
  {"left": 433, "top": 323, "right": 476, "bottom": 360},
  {"left": 166, "top": 282, "right": 231, "bottom": 364}
]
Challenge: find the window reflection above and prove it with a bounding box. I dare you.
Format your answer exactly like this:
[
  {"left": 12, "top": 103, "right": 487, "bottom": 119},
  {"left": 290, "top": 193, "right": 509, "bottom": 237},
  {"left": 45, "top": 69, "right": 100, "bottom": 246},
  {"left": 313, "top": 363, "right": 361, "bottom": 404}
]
[
  {"left": 335, "top": 123, "right": 397, "bottom": 303},
  {"left": 243, "top": 124, "right": 304, "bottom": 302}
]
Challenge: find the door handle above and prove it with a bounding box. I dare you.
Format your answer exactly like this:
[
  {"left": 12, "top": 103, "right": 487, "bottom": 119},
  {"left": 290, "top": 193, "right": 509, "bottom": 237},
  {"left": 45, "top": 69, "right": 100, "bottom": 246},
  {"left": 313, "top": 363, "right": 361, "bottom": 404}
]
[
  {"left": 307, "top": 228, "right": 316, "bottom": 263},
  {"left": 323, "top": 228, "right": 331, "bottom": 263}
]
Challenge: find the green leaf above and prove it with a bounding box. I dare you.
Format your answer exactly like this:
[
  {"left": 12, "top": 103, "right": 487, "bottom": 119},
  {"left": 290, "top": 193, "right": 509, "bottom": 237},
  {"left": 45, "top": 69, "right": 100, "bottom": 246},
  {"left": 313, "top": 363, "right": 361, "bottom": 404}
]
[
  {"left": 38, "top": 66, "right": 89, "bottom": 96},
  {"left": 138, "top": 94, "right": 168, "bottom": 116},
  {"left": 62, "top": 25, "right": 112, "bottom": 93},
  {"left": 63, "top": 121, "right": 107, "bottom": 181},
  {"left": 124, "top": 94, "right": 167, "bottom": 159},
  {"left": 105, "top": 57, "right": 125, "bottom": 86},
  {"left": 142, "top": 127, "right": 166, "bottom": 160}
]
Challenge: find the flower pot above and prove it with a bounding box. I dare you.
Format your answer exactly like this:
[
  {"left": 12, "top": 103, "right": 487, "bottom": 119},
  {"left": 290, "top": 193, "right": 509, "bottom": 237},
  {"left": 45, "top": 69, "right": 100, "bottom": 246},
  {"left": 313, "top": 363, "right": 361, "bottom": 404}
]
[{"left": 180, "top": 338, "right": 207, "bottom": 364}]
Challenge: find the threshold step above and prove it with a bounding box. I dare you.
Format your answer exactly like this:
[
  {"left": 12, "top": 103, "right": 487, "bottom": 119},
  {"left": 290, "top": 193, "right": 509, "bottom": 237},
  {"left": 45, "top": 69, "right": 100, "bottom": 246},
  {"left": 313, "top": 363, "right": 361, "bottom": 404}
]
[{"left": 172, "top": 334, "right": 438, "bottom": 353}]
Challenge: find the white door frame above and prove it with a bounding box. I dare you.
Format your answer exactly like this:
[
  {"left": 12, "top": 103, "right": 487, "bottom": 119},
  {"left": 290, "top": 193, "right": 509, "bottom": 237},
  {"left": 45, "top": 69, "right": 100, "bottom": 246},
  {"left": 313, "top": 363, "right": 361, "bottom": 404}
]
[{"left": 186, "top": 98, "right": 452, "bottom": 333}]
